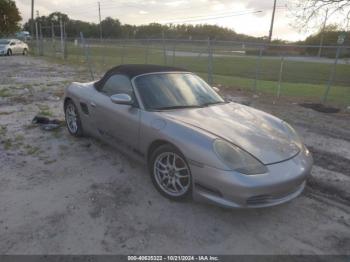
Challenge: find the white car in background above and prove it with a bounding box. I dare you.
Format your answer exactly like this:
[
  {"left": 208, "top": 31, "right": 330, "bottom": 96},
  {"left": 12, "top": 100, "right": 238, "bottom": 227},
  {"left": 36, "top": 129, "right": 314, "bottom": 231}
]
[
  {"left": 0, "top": 39, "right": 29, "bottom": 56},
  {"left": 16, "top": 31, "right": 32, "bottom": 41}
]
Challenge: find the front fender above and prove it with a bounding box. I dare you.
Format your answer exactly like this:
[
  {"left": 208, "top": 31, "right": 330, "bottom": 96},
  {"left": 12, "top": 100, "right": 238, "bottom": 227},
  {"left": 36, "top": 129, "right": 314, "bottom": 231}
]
[{"left": 139, "top": 111, "right": 227, "bottom": 170}]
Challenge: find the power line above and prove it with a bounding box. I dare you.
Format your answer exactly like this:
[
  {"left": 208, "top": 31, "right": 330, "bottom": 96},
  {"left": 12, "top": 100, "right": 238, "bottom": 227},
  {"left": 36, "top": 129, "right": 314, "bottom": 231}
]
[{"left": 163, "top": 10, "right": 263, "bottom": 24}]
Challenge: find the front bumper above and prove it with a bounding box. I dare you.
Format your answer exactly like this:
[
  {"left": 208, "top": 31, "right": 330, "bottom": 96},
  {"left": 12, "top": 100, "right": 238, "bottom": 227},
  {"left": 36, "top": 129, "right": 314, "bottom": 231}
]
[{"left": 191, "top": 146, "right": 313, "bottom": 208}]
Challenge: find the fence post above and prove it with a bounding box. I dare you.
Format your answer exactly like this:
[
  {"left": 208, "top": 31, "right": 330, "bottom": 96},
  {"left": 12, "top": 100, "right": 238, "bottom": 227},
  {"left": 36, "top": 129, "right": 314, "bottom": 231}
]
[
  {"left": 277, "top": 57, "right": 285, "bottom": 98},
  {"left": 207, "top": 38, "right": 213, "bottom": 85},
  {"left": 63, "top": 22, "right": 67, "bottom": 60},
  {"left": 121, "top": 42, "right": 125, "bottom": 64},
  {"left": 172, "top": 44, "right": 176, "bottom": 66},
  {"left": 35, "top": 22, "right": 39, "bottom": 55},
  {"left": 323, "top": 46, "right": 341, "bottom": 103},
  {"left": 51, "top": 22, "right": 56, "bottom": 57},
  {"left": 60, "top": 18, "right": 64, "bottom": 59},
  {"left": 145, "top": 39, "right": 149, "bottom": 64},
  {"left": 162, "top": 31, "right": 167, "bottom": 65},
  {"left": 80, "top": 32, "right": 94, "bottom": 81},
  {"left": 254, "top": 47, "right": 263, "bottom": 92},
  {"left": 39, "top": 23, "right": 44, "bottom": 56}
]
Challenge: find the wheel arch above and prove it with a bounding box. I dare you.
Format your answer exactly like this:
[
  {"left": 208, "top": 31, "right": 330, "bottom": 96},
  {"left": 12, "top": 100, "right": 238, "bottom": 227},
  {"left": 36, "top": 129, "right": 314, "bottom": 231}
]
[
  {"left": 147, "top": 139, "right": 183, "bottom": 163},
  {"left": 63, "top": 97, "right": 73, "bottom": 110}
]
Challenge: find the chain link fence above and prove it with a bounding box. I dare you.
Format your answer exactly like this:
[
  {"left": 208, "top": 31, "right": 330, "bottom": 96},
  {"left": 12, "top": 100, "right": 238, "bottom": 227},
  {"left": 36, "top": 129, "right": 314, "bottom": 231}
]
[{"left": 28, "top": 34, "right": 350, "bottom": 107}]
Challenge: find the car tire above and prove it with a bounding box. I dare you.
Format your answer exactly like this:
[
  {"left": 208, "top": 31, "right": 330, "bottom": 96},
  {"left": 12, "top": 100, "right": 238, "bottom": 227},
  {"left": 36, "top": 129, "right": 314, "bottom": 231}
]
[
  {"left": 23, "top": 49, "right": 28, "bottom": 56},
  {"left": 64, "top": 99, "right": 84, "bottom": 137},
  {"left": 149, "top": 144, "right": 192, "bottom": 201},
  {"left": 7, "top": 49, "right": 12, "bottom": 56}
]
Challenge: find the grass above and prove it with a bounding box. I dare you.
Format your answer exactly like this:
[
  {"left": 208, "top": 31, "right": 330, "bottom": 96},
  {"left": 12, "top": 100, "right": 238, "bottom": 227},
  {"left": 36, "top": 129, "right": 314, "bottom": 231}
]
[
  {"left": 200, "top": 74, "right": 350, "bottom": 105},
  {"left": 24, "top": 144, "right": 41, "bottom": 155},
  {"left": 0, "top": 88, "right": 11, "bottom": 97},
  {"left": 33, "top": 42, "right": 350, "bottom": 106},
  {"left": 0, "top": 126, "right": 7, "bottom": 136},
  {"left": 4, "top": 139, "right": 12, "bottom": 150},
  {"left": 37, "top": 104, "right": 54, "bottom": 117}
]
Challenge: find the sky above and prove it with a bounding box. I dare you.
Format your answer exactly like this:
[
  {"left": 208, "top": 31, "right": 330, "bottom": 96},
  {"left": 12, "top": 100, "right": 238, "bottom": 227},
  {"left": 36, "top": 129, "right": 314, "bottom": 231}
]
[{"left": 14, "top": 0, "right": 329, "bottom": 41}]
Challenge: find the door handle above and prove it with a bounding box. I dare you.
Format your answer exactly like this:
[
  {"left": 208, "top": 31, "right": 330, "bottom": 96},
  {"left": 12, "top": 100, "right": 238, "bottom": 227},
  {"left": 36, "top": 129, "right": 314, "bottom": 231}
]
[{"left": 90, "top": 102, "right": 96, "bottom": 108}]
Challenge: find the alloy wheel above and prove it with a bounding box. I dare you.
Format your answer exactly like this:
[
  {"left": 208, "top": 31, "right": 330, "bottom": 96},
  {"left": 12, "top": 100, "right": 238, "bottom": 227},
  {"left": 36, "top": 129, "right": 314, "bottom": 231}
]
[
  {"left": 153, "top": 152, "right": 191, "bottom": 197},
  {"left": 65, "top": 103, "right": 78, "bottom": 134}
]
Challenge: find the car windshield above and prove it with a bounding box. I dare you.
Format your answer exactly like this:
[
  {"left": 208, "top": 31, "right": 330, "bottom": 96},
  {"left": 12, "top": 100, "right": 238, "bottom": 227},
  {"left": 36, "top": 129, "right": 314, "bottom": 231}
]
[
  {"left": 0, "top": 40, "right": 10, "bottom": 45},
  {"left": 134, "top": 73, "right": 225, "bottom": 110}
]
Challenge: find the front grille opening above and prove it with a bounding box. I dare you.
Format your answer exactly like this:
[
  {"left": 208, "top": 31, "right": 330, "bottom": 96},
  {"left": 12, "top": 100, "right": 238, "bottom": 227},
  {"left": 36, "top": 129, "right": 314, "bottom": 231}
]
[
  {"left": 246, "top": 195, "right": 273, "bottom": 205},
  {"left": 246, "top": 184, "right": 303, "bottom": 205}
]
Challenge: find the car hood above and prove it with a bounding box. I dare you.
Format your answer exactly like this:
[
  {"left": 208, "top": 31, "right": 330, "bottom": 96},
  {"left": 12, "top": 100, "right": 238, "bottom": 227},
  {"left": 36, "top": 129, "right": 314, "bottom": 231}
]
[{"left": 161, "top": 103, "right": 300, "bottom": 165}]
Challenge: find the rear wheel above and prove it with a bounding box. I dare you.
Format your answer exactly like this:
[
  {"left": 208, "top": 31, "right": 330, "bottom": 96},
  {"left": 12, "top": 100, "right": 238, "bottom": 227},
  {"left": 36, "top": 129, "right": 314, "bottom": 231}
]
[
  {"left": 149, "top": 144, "right": 192, "bottom": 200},
  {"left": 65, "top": 100, "right": 83, "bottom": 137},
  {"left": 7, "top": 49, "right": 12, "bottom": 56},
  {"left": 23, "top": 49, "right": 28, "bottom": 56}
]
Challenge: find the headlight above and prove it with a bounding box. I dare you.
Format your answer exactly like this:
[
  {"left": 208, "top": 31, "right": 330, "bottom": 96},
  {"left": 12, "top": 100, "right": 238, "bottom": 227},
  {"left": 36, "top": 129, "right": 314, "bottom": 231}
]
[
  {"left": 282, "top": 121, "right": 302, "bottom": 147},
  {"left": 213, "top": 140, "right": 268, "bottom": 175}
]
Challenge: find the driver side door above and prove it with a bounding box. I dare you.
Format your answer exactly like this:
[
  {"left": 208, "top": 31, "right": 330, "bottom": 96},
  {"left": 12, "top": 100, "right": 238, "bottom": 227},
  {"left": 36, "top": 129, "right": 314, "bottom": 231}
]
[{"left": 90, "top": 74, "right": 140, "bottom": 152}]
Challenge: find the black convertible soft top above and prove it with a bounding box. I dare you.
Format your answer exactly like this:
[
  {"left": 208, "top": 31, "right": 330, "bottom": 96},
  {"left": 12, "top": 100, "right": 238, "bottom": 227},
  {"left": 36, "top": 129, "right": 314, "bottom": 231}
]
[{"left": 94, "top": 64, "right": 189, "bottom": 90}]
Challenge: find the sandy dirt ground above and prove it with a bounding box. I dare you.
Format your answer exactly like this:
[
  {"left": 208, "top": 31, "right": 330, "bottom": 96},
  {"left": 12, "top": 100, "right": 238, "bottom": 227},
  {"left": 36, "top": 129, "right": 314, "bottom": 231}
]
[{"left": 0, "top": 56, "right": 349, "bottom": 255}]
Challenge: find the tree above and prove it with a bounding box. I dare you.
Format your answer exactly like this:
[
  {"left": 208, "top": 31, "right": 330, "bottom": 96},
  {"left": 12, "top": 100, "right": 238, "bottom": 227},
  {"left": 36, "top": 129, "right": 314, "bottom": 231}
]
[
  {"left": 291, "top": 0, "right": 350, "bottom": 31},
  {"left": 20, "top": 11, "right": 266, "bottom": 41},
  {"left": 303, "top": 25, "right": 350, "bottom": 57},
  {"left": 48, "top": 12, "right": 69, "bottom": 24},
  {"left": 0, "top": 0, "right": 22, "bottom": 37},
  {"left": 101, "top": 17, "right": 122, "bottom": 38}
]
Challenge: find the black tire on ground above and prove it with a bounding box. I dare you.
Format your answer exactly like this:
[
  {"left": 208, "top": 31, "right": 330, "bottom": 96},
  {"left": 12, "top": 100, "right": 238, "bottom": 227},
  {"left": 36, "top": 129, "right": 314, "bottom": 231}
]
[
  {"left": 149, "top": 144, "right": 192, "bottom": 201},
  {"left": 23, "top": 49, "right": 28, "bottom": 56},
  {"left": 64, "top": 99, "right": 84, "bottom": 137},
  {"left": 7, "top": 49, "right": 12, "bottom": 56}
]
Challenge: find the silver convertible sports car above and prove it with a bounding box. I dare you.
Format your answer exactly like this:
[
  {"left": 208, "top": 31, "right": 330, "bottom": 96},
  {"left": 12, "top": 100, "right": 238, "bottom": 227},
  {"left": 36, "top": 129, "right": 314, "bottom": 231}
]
[{"left": 64, "top": 64, "right": 313, "bottom": 208}]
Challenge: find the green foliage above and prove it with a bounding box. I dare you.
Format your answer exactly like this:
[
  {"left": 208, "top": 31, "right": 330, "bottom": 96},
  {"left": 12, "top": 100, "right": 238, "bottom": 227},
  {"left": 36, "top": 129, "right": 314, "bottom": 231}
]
[
  {"left": 101, "top": 17, "right": 122, "bottom": 38},
  {"left": 0, "top": 0, "right": 21, "bottom": 37},
  {"left": 0, "top": 125, "right": 7, "bottom": 136},
  {"left": 302, "top": 28, "right": 350, "bottom": 58},
  {"left": 23, "top": 12, "right": 265, "bottom": 42}
]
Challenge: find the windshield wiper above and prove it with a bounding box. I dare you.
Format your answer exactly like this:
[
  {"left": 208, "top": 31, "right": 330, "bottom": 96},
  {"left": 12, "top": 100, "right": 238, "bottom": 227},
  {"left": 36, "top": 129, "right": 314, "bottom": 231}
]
[
  {"left": 201, "top": 101, "right": 228, "bottom": 107},
  {"left": 153, "top": 105, "right": 203, "bottom": 110}
]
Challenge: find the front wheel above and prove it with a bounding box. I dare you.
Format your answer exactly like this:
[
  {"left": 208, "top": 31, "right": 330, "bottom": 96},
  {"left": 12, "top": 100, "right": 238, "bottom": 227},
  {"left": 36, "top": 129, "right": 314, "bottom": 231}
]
[
  {"left": 7, "top": 49, "right": 12, "bottom": 56},
  {"left": 149, "top": 144, "right": 192, "bottom": 201},
  {"left": 65, "top": 100, "right": 83, "bottom": 137}
]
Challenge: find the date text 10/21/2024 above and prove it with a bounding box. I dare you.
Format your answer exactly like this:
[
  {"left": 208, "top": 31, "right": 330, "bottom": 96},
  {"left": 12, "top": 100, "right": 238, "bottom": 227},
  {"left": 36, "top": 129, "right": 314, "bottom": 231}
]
[{"left": 127, "top": 256, "right": 220, "bottom": 261}]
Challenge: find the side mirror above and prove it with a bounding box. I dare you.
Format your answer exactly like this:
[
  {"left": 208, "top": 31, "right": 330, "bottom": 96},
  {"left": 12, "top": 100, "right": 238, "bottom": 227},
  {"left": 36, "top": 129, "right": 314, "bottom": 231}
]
[
  {"left": 110, "top": 93, "right": 133, "bottom": 105},
  {"left": 10, "top": 42, "right": 15, "bottom": 46},
  {"left": 212, "top": 86, "right": 220, "bottom": 92}
]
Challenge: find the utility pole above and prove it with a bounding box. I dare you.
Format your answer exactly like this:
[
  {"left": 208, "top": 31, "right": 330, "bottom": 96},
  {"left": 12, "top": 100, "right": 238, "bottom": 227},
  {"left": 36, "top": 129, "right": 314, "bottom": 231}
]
[
  {"left": 318, "top": 9, "right": 329, "bottom": 57},
  {"left": 268, "top": 0, "right": 277, "bottom": 42},
  {"left": 98, "top": 2, "right": 102, "bottom": 42},
  {"left": 31, "top": 0, "right": 34, "bottom": 37}
]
